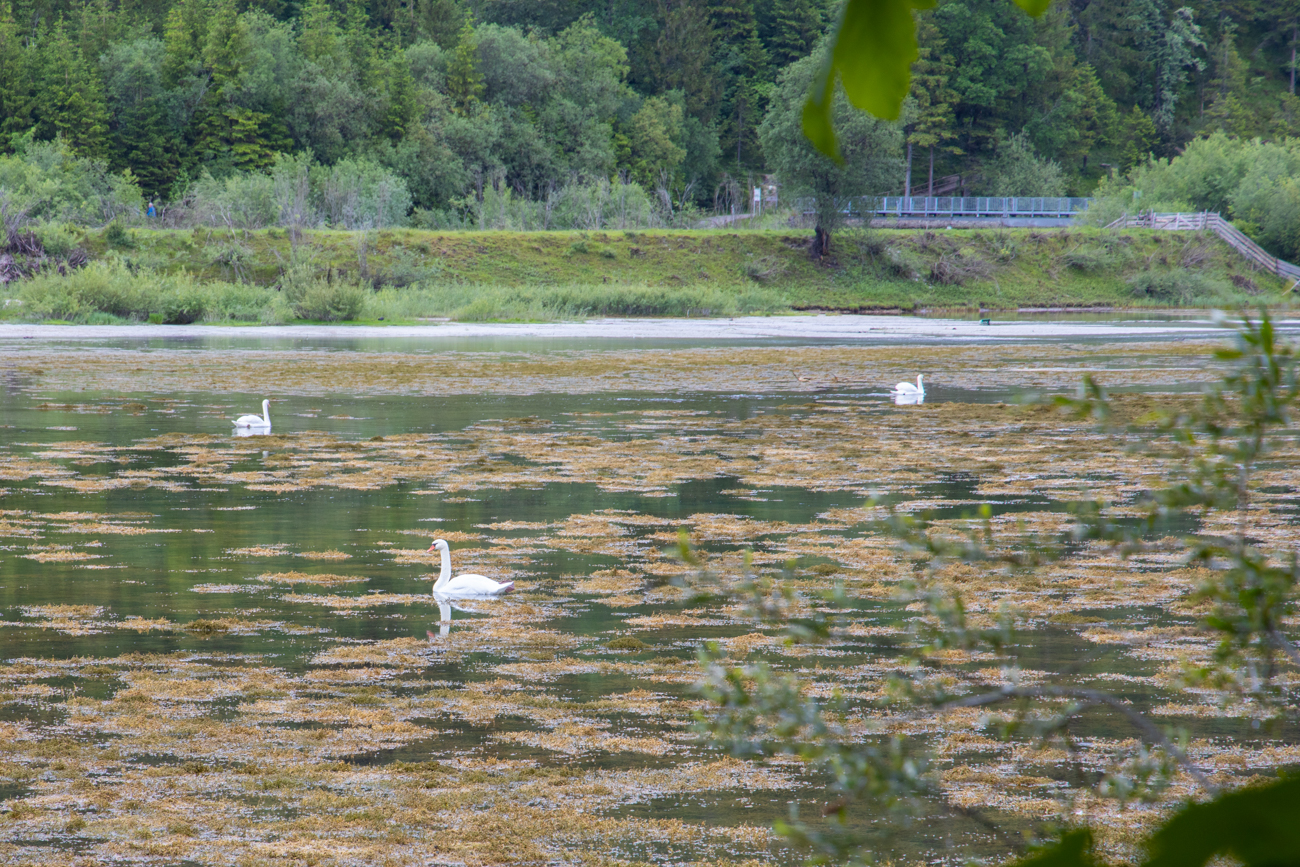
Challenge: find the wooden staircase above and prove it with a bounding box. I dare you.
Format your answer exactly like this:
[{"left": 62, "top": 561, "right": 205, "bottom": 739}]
[{"left": 1109, "top": 212, "right": 1300, "bottom": 285}]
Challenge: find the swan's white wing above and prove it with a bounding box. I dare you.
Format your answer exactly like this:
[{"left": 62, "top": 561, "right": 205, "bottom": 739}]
[
  {"left": 439, "top": 574, "right": 514, "bottom": 597},
  {"left": 234, "top": 414, "right": 270, "bottom": 426}
]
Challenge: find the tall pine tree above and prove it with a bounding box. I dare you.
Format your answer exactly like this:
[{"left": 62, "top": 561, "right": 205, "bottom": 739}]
[
  {"left": 444, "top": 20, "right": 483, "bottom": 114},
  {"left": 0, "top": 4, "right": 34, "bottom": 146},
  {"left": 36, "top": 22, "right": 110, "bottom": 158},
  {"left": 711, "top": 0, "right": 767, "bottom": 170},
  {"left": 761, "top": 0, "right": 822, "bottom": 70},
  {"left": 161, "top": 0, "right": 209, "bottom": 88},
  {"left": 907, "top": 12, "right": 960, "bottom": 195}
]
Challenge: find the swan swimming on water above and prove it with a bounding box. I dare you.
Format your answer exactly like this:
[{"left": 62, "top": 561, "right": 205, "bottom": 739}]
[
  {"left": 234, "top": 399, "right": 271, "bottom": 429},
  {"left": 428, "top": 539, "right": 514, "bottom": 597},
  {"left": 893, "top": 375, "right": 924, "bottom": 396}
]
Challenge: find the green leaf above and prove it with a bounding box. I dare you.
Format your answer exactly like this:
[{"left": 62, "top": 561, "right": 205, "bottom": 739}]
[
  {"left": 802, "top": 0, "right": 921, "bottom": 159},
  {"left": 1143, "top": 776, "right": 1300, "bottom": 867},
  {"left": 801, "top": 62, "right": 839, "bottom": 162},
  {"left": 1012, "top": 830, "right": 1098, "bottom": 867},
  {"left": 803, "top": 0, "right": 1055, "bottom": 157}
]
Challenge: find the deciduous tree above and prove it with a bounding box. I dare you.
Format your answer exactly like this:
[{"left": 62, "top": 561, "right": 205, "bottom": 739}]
[{"left": 760, "top": 43, "right": 903, "bottom": 257}]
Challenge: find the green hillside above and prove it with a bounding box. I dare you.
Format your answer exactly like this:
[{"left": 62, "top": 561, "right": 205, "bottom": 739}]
[{"left": 3, "top": 225, "right": 1285, "bottom": 324}]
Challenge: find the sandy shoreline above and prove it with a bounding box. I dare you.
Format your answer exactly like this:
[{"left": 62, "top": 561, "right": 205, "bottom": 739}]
[{"left": 0, "top": 313, "right": 1278, "bottom": 343}]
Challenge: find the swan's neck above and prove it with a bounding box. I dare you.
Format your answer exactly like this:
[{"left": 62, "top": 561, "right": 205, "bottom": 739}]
[
  {"left": 916, "top": 376, "right": 925, "bottom": 392},
  {"left": 432, "top": 547, "right": 451, "bottom": 591},
  {"left": 262, "top": 400, "right": 271, "bottom": 425}
]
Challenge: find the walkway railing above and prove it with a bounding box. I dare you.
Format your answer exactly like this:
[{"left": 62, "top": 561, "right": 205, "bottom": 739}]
[
  {"left": 797, "top": 196, "right": 1092, "bottom": 219},
  {"left": 1109, "top": 211, "right": 1300, "bottom": 283}
]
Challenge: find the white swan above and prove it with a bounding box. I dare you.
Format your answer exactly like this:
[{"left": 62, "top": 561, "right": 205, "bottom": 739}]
[
  {"left": 428, "top": 539, "right": 514, "bottom": 597},
  {"left": 893, "top": 375, "right": 924, "bottom": 395},
  {"left": 234, "top": 399, "right": 271, "bottom": 428}
]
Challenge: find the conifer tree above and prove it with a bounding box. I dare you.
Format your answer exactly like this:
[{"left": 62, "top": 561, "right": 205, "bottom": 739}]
[
  {"left": 76, "top": 0, "right": 130, "bottom": 67},
  {"left": 1118, "top": 104, "right": 1157, "bottom": 172},
  {"left": 711, "top": 0, "right": 767, "bottom": 169},
  {"left": 0, "top": 4, "right": 34, "bottom": 145},
  {"left": 299, "top": 0, "right": 343, "bottom": 67},
  {"left": 344, "top": 0, "right": 379, "bottom": 91},
  {"left": 202, "top": 0, "right": 242, "bottom": 90},
  {"left": 763, "top": 0, "right": 821, "bottom": 70},
  {"left": 113, "top": 93, "right": 180, "bottom": 198},
  {"left": 161, "top": 0, "right": 209, "bottom": 88},
  {"left": 123, "top": 0, "right": 175, "bottom": 35},
  {"left": 409, "top": 0, "right": 463, "bottom": 48},
  {"left": 39, "top": 23, "right": 110, "bottom": 158},
  {"left": 445, "top": 20, "right": 483, "bottom": 114},
  {"left": 644, "top": 0, "right": 719, "bottom": 121},
  {"left": 711, "top": 0, "right": 765, "bottom": 79},
  {"left": 1202, "top": 24, "right": 1255, "bottom": 137},
  {"left": 1055, "top": 63, "right": 1118, "bottom": 176},
  {"left": 380, "top": 44, "right": 418, "bottom": 141},
  {"left": 226, "top": 106, "right": 278, "bottom": 170},
  {"left": 906, "top": 13, "right": 959, "bottom": 196},
  {"left": 189, "top": 0, "right": 241, "bottom": 167}
]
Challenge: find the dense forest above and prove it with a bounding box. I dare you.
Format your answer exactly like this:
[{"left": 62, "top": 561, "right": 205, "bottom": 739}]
[{"left": 0, "top": 0, "right": 1298, "bottom": 224}]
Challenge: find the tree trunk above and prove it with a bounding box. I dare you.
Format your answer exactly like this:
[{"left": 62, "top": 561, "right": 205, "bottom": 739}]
[
  {"left": 1292, "top": 26, "right": 1297, "bottom": 95},
  {"left": 812, "top": 224, "right": 830, "bottom": 260},
  {"left": 928, "top": 146, "right": 935, "bottom": 197},
  {"left": 904, "top": 141, "right": 912, "bottom": 199}
]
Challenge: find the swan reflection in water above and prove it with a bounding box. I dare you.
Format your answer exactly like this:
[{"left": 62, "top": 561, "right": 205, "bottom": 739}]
[
  {"left": 429, "top": 594, "right": 487, "bottom": 638},
  {"left": 894, "top": 391, "right": 924, "bottom": 406},
  {"left": 233, "top": 426, "right": 272, "bottom": 437},
  {"left": 429, "top": 594, "right": 454, "bottom": 638}
]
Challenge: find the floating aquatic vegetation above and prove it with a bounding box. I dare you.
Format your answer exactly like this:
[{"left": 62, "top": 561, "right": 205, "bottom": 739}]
[
  {"left": 573, "top": 568, "right": 642, "bottom": 595},
  {"left": 259, "top": 571, "right": 368, "bottom": 586},
  {"left": 20, "top": 549, "right": 102, "bottom": 562},
  {"left": 0, "top": 337, "right": 1296, "bottom": 865},
  {"left": 279, "top": 592, "right": 433, "bottom": 609},
  {"left": 17, "top": 604, "right": 108, "bottom": 635},
  {"left": 298, "top": 549, "right": 352, "bottom": 560},
  {"left": 227, "top": 544, "right": 291, "bottom": 556},
  {"left": 190, "top": 583, "right": 269, "bottom": 593}
]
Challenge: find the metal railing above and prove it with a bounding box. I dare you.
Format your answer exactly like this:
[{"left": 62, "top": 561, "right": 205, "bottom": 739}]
[
  {"left": 1109, "top": 212, "right": 1300, "bottom": 283},
  {"left": 797, "top": 196, "right": 1092, "bottom": 218}
]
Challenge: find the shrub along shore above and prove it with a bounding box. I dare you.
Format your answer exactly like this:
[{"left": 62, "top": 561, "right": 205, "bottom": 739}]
[{"left": 0, "top": 225, "right": 1289, "bottom": 324}]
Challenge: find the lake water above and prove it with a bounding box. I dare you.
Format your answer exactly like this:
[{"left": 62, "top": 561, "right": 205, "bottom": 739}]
[{"left": 0, "top": 319, "right": 1295, "bottom": 865}]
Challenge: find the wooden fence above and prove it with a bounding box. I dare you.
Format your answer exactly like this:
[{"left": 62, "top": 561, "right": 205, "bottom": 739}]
[{"left": 1109, "top": 212, "right": 1300, "bottom": 284}]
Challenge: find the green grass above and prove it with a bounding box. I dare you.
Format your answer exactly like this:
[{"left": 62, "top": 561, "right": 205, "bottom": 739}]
[{"left": 1, "top": 224, "right": 1289, "bottom": 323}]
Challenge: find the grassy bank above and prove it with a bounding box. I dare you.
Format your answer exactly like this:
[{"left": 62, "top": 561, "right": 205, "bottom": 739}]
[{"left": 1, "top": 225, "right": 1290, "bottom": 323}]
